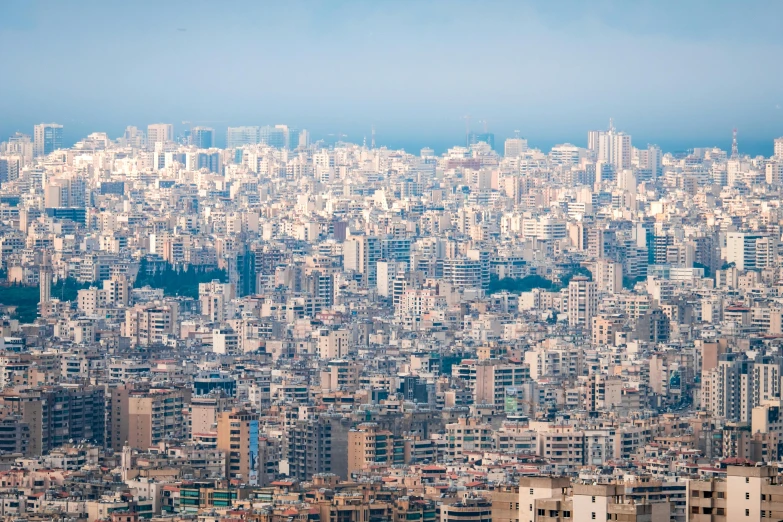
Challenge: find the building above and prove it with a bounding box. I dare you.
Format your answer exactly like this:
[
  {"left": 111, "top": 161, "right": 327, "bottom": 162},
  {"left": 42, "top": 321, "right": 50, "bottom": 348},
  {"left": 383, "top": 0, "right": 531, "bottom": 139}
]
[
  {"left": 191, "top": 127, "right": 214, "bottom": 148},
  {"left": 227, "top": 126, "right": 261, "bottom": 148},
  {"left": 567, "top": 277, "right": 597, "bottom": 329},
  {"left": 520, "top": 477, "right": 670, "bottom": 522},
  {"left": 726, "top": 232, "right": 767, "bottom": 271},
  {"left": 147, "top": 123, "right": 174, "bottom": 149},
  {"left": 440, "top": 497, "right": 492, "bottom": 522},
  {"left": 347, "top": 423, "right": 403, "bottom": 474},
  {"left": 106, "top": 385, "right": 186, "bottom": 450},
  {"left": 686, "top": 465, "right": 783, "bottom": 522},
  {"left": 344, "top": 235, "right": 381, "bottom": 287},
  {"left": 33, "top": 123, "right": 63, "bottom": 157},
  {"left": 285, "top": 416, "right": 342, "bottom": 481},
  {"left": 0, "top": 385, "right": 105, "bottom": 456},
  {"left": 217, "top": 409, "right": 261, "bottom": 485},
  {"left": 318, "top": 327, "right": 350, "bottom": 359}
]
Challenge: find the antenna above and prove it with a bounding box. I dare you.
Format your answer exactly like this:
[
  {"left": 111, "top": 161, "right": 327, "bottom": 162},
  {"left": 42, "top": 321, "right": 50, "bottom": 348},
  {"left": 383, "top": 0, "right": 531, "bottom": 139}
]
[
  {"left": 371, "top": 125, "right": 376, "bottom": 149},
  {"left": 608, "top": 118, "right": 615, "bottom": 133},
  {"left": 731, "top": 128, "right": 738, "bottom": 158}
]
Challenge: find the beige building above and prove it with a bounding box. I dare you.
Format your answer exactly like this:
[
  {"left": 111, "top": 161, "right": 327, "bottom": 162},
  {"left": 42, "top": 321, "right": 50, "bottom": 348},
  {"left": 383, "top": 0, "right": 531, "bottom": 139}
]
[
  {"left": 520, "top": 477, "right": 670, "bottom": 522},
  {"left": 217, "top": 409, "right": 261, "bottom": 484},
  {"left": 123, "top": 302, "right": 178, "bottom": 347},
  {"left": 318, "top": 327, "right": 350, "bottom": 359},
  {"left": 440, "top": 497, "right": 492, "bottom": 522},
  {"left": 347, "top": 422, "right": 403, "bottom": 475},
  {"left": 107, "top": 385, "right": 187, "bottom": 451},
  {"left": 687, "top": 465, "right": 783, "bottom": 522}
]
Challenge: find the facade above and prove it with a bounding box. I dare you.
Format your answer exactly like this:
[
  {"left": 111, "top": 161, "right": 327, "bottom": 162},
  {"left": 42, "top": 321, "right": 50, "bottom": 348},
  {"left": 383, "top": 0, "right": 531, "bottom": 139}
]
[{"left": 33, "top": 123, "right": 63, "bottom": 157}]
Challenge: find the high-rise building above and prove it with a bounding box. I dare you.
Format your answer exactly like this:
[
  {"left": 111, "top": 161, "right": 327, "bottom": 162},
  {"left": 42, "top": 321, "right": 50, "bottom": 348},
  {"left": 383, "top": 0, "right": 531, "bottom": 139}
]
[
  {"left": 191, "top": 126, "right": 214, "bottom": 148},
  {"left": 726, "top": 232, "right": 767, "bottom": 270},
  {"left": 504, "top": 137, "right": 528, "bottom": 158},
  {"left": 217, "top": 409, "right": 261, "bottom": 484},
  {"left": 122, "top": 126, "right": 146, "bottom": 148},
  {"left": 146, "top": 123, "right": 174, "bottom": 150},
  {"left": 567, "top": 276, "right": 597, "bottom": 328},
  {"left": 33, "top": 123, "right": 63, "bottom": 157},
  {"left": 0, "top": 155, "right": 21, "bottom": 184},
  {"left": 39, "top": 266, "right": 51, "bottom": 308},
  {"left": 775, "top": 136, "right": 783, "bottom": 159},
  {"left": 590, "top": 122, "right": 632, "bottom": 170},
  {"left": 227, "top": 126, "right": 261, "bottom": 148},
  {"left": 285, "top": 416, "right": 339, "bottom": 481},
  {"left": 347, "top": 423, "right": 404, "bottom": 475},
  {"left": 0, "top": 385, "right": 105, "bottom": 456},
  {"left": 259, "top": 125, "right": 286, "bottom": 149},
  {"left": 106, "top": 384, "right": 186, "bottom": 450},
  {"left": 3, "top": 132, "right": 34, "bottom": 164},
  {"left": 343, "top": 235, "right": 381, "bottom": 287},
  {"left": 298, "top": 129, "right": 311, "bottom": 149}
]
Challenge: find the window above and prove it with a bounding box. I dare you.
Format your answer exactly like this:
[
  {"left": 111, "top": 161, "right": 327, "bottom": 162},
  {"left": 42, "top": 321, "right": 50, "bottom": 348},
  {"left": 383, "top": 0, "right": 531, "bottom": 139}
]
[
  {"left": 746, "top": 493, "right": 750, "bottom": 500},
  {"left": 746, "top": 478, "right": 750, "bottom": 484},
  {"left": 717, "top": 492, "right": 725, "bottom": 499},
  {"left": 537, "top": 510, "right": 545, "bottom": 516},
  {"left": 592, "top": 496, "right": 596, "bottom": 503},
  {"left": 691, "top": 491, "right": 699, "bottom": 497},
  {"left": 747, "top": 509, "right": 750, "bottom": 516},
  {"left": 591, "top": 513, "right": 596, "bottom": 520},
  {"left": 529, "top": 489, "right": 534, "bottom": 495},
  {"left": 563, "top": 511, "right": 571, "bottom": 518},
  {"left": 529, "top": 504, "right": 532, "bottom": 512},
  {"left": 762, "top": 494, "right": 766, "bottom": 500}
]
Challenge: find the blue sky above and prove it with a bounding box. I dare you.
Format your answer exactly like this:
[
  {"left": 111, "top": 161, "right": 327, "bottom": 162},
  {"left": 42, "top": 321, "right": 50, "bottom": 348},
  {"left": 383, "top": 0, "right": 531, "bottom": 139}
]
[{"left": 1, "top": 0, "right": 782, "bottom": 154}]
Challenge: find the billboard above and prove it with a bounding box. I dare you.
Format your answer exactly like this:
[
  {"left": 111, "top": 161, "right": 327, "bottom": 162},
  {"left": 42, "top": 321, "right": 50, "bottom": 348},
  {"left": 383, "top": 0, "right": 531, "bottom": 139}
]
[
  {"left": 249, "top": 420, "right": 259, "bottom": 486},
  {"left": 504, "top": 387, "right": 518, "bottom": 413}
]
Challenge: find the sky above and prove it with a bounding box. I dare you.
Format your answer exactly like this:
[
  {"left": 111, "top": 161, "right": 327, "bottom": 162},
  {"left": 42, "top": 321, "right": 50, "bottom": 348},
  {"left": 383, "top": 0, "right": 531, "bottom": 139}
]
[{"left": 1, "top": 0, "right": 782, "bottom": 155}]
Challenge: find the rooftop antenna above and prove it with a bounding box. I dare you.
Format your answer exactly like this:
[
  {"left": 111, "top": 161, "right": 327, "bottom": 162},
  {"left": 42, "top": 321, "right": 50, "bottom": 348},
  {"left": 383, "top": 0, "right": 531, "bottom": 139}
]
[
  {"left": 731, "top": 128, "right": 739, "bottom": 158},
  {"left": 514, "top": 130, "right": 521, "bottom": 139},
  {"left": 608, "top": 117, "right": 615, "bottom": 133},
  {"left": 371, "top": 125, "right": 376, "bottom": 149}
]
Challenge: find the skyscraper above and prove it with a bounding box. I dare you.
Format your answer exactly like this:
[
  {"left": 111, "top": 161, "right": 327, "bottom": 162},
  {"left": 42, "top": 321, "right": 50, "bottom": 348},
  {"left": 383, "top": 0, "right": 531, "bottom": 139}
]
[
  {"left": 227, "top": 126, "right": 261, "bottom": 148},
  {"left": 591, "top": 122, "right": 632, "bottom": 170},
  {"left": 191, "top": 126, "right": 214, "bottom": 148},
  {"left": 774, "top": 137, "right": 783, "bottom": 159},
  {"left": 146, "top": 123, "right": 174, "bottom": 150},
  {"left": 259, "top": 125, "right": 286, "bottom": 149},
  {"left": 33, "top": 123, "right": 63, "bottom": 157},
  {"left": 504, "top": 137, "right": 528, "bottom": 158}
]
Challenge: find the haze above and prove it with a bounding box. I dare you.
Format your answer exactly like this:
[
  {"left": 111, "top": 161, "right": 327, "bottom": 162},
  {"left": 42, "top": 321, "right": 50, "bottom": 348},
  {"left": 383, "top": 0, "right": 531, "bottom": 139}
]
[{"left": 1, "top": 0, "right": 782, "bottom": 154}]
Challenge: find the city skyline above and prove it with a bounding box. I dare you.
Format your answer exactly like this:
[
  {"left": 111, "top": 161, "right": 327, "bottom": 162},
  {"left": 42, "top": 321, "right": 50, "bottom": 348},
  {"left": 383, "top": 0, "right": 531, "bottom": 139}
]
[
  {"left": 2, "top": 0, "right": 782, "bottom": 155},
  {"left": 4, "top": 119, "right": 781, "bottom": 158}
]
